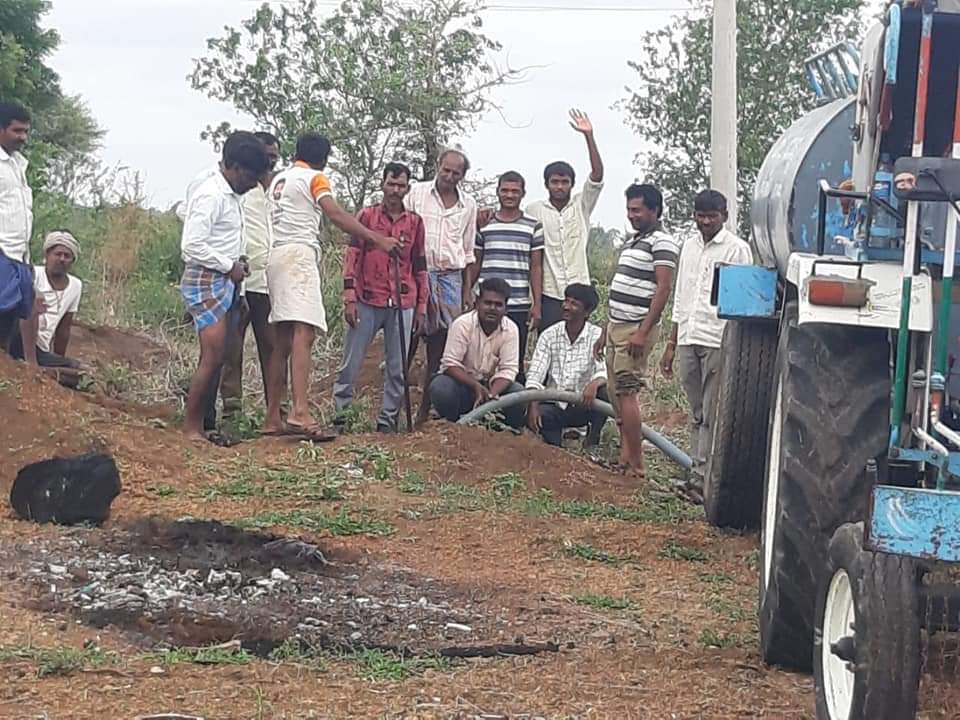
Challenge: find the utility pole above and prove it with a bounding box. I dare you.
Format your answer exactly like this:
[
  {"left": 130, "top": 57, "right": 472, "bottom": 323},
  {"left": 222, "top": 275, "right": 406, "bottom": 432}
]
[{"left": 710, "top": 0, "right": 738, "bottom": 230}]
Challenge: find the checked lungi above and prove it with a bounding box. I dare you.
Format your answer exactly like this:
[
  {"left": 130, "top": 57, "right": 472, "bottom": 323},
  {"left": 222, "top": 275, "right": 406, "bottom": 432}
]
[
  {"left": 180, "top": 264, "right": 236, "bottom": 332},
  {"left": 424, "top": 269, "right": 463, "bottom": 336}
]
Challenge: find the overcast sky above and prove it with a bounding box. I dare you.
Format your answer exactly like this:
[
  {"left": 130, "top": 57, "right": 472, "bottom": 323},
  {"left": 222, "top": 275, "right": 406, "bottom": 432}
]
[{"left": 45, "top": 0, "right": 691, "bottom": 230}]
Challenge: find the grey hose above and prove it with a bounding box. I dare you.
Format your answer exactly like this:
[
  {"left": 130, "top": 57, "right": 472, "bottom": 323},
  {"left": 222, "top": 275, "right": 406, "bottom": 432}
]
[{"left": 457, "top": 389, "right": 693, "bottom": 470}]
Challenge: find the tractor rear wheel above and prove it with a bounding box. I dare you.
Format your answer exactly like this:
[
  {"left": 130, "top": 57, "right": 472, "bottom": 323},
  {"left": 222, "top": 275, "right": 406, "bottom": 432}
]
[
  {"left": 758, "top": 302, "right": 890, "bottom": 670},
  {"left": 704, "top": 319, "right": 778, "bottom": 529},
  {"left": 814, "top": 522, "right": 920, "bottom": 720}
]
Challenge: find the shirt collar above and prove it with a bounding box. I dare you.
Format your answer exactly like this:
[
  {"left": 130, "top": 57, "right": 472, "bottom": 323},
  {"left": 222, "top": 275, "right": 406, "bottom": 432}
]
[
  {"left": 702, "top": 227, "right": 730, "bottom": 245},
  {"left": 376, "top": 203, "right": 410, "bottom": 223},
  {"left": 0, "top": 145, "right": 26, "bottom": 167},
  {"left": 471, "top": 310, "right": 506, "bottom": 336},
  {"left": 212, "top": 170, "right": 238, "bottom": 197},
  {"left": 431, "top": 181, "right": 463, "bottom": 209},
  {"left": 632, "top": 222, "right": 663, "bottom": 243}
]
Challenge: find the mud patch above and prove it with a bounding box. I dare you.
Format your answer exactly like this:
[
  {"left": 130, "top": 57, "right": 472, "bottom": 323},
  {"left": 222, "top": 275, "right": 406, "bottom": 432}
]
[{"left": 5, "top": 518, "right": 565, "bottom": 660}]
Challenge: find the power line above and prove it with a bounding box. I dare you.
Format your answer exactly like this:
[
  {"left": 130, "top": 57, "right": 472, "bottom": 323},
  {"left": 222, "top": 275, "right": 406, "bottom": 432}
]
[{"left": 253, "top": 0, "right": 690, "bottom": 11}]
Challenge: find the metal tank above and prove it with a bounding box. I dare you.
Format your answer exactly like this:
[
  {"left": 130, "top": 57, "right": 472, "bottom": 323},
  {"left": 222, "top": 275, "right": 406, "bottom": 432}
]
[{"left": 751, "top": 98, "right": 855, "bottom": 273}]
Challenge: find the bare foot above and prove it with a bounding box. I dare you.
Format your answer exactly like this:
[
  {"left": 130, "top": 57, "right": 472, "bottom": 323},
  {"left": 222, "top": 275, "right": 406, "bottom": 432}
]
[{"left": 183, "top": 430, "right": 209, "bottom": 443}]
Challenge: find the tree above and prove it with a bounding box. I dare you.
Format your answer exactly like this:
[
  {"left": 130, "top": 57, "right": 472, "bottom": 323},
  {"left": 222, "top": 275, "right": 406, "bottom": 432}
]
[
  {"left": 620, "top": 0, "right": 864, "bottom": 233},
  {"left": 0, "top": 0, "right": 103, "bottom": 194},
  {"left": 190, "top": 0, "right": 526, "bottom": 209}
]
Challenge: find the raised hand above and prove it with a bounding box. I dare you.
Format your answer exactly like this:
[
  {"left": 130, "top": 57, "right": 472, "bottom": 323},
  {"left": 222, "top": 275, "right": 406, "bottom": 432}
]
[{"left": 569, "top": 108, "right": 594, "bottom": 135}]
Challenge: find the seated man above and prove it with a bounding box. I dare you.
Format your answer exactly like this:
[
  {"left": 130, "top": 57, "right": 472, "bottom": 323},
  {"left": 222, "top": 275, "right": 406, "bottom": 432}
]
[
  {"left": 526, "top": 283, "right": 608, "bottom": 447},
  {"left": 428, "top": 278, "right": 525, "bottom": 427},
  {"left": 12, "top": 231, "right": 83, "bottom": 384}
]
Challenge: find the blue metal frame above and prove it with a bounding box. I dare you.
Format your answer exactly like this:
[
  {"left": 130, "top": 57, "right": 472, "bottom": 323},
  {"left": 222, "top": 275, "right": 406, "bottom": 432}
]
[
  {"left": 714, "top": 265, "right": 778, "bottom": 320},
  {"left": 868, "top": 485, "right": 960, "bottom": 562}
]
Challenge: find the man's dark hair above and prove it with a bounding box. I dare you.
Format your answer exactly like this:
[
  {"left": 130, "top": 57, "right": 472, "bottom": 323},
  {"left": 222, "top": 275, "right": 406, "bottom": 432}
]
[
  {"left": 223, "top": 133, "right": 271, "bottom": 176},
  {"left": 564, "top": 283, "right": 599, "bottom": 314},
  {"left": 253, "top": 131, "right": 280, "bottom": 150},
  {"left": 543, "top": 161, "right": 575, "bottom": 185},
  {"left": 438, "top": 148, "right": 470, "bottom": 173},
  {"left": 694, "top": 189, "right": 728, "bottom": 213},
  {"left": 479, "top": 277, "right": 511, "bottom": 302},
  {"left": 0, "top": 102, "right": 31, "bottom": 129},
  {"left": 295, "top": 133, "right": 332, "bottom": 168},
  {"left": 497, "top": 170, "right": 525, "bottom": 191},
  {"left": 383, "top": 162, "right": 412, "bottom": 182},
  {"left": 625, "top": 183, "right": 664, "bottom": 219}
]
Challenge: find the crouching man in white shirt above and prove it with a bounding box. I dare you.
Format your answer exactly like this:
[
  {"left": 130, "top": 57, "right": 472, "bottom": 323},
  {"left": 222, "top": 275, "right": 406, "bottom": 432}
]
[{"left": 12, "top": 231, "right": 84, "bottom": 386}]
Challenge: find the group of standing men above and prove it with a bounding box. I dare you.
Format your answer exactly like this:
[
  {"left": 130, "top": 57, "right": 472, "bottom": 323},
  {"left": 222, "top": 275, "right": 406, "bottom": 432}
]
[
  {"left": 179, "top": 108, "right": 752, "bottom": 490},
  {"left": 0, "top": 96, "right": 754, "bottom": 492}
]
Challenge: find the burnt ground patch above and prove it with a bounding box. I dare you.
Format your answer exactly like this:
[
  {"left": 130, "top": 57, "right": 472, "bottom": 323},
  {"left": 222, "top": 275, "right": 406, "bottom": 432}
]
[{"left": 3, "top": 518, "right": 567, "bottom": 661}]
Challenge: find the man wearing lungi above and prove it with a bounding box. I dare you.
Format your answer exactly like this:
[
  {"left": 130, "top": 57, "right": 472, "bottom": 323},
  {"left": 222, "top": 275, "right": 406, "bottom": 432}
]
[
  {"left": 179, "top": 132, "right": 271, "bottom": 441},
  {"left": 262, "top": 133, "right": 397, "bottom": 439},
  {"left": 405, "top": 148, "right": 478, "bottom": 423}
]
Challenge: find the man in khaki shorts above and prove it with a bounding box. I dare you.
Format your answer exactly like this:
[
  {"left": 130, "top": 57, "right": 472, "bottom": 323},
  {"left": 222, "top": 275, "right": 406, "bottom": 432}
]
[{"left": 595, "top": 184, "right": 678, "bottom": 478}]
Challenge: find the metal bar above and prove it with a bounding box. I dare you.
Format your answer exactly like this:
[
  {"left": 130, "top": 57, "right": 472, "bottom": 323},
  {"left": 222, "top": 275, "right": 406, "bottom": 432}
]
[
  {"left": 891, "top": 8, "right": 935, "bottom": 446},
  {"left": 392, "top": 255, "right": 414, "bottom": 433},
  {"left": 937, "top": 64, "right": 960, "bottom": 376},
  {"left": 816, "top": 180, "right": 829, "bottom": 255}
]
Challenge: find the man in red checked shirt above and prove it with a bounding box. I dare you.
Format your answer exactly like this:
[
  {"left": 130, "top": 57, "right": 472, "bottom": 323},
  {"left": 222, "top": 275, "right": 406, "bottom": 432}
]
[{"left": 333, "top": 162, "right": 428, "bottom": 433}]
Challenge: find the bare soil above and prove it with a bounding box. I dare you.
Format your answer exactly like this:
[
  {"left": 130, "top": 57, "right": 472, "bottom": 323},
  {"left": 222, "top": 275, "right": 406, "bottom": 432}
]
[{"left": 0, "top": 349, "right": 957, "bottom": 719}]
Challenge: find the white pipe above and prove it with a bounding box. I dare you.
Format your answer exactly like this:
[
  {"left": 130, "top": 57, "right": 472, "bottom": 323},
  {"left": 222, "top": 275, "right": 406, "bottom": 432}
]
[
  {"left": 915, "top": 426, "right": 949, "bottom": 457},
  {"left": 933, "top": 420, "right": 960, "bottom": 451}
]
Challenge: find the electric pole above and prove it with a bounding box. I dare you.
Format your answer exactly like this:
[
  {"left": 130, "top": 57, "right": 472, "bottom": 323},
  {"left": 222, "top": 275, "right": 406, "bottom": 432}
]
[{"left": 710, "top": 0, "right": 738, "bottom": 229}]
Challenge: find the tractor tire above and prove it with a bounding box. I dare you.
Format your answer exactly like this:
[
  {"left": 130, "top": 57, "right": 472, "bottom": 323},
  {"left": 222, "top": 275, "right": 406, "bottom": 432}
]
[
  {"left": 759, "top": 302, "right": 890, "bottom": 671},
  {"left": 704, "top": 319, "right": 779, "bottom": 529},
  {"left": 814, "top": 522, "right": 920, "bottom": 720}
]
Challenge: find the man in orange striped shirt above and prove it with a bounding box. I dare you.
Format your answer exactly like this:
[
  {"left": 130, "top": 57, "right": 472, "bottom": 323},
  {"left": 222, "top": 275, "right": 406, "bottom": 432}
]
[{"left": 263, "top": 133, "right": 399, "bottom": 440}]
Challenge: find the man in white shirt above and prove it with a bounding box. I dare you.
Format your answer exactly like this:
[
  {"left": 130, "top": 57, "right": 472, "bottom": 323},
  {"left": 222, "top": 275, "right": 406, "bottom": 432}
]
[
  {"left": 13, "top": 232, "right": 83, "bottom": 383},
  {"left": 179, "top": 132, "right": 271, "bottom": 441},
  {"left": 0, "top": 102, "right": 33, "bottom": 265},
  {"left": 406, "top": 148, "right": 478, "bottom": 423},
  {"left": 526, "top": 283, "right": 608, "bottom": 447},
  {"left": 0, "top": 102, "right": 35, "bottom": 354},
  {"left": 217, "top": 131, "right": 282, "bottom": 428},
  {"left": 526, "top": 109, "right": 604, "bottom": 330},
  {"left": 661, "top": 190, "right": 754, "bottom": 498}
]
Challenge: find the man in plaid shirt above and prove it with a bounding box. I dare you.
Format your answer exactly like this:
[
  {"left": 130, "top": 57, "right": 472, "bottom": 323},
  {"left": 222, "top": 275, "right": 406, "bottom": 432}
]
[{"left": 525, "top": 283, "right": 608, "bottom": 447}]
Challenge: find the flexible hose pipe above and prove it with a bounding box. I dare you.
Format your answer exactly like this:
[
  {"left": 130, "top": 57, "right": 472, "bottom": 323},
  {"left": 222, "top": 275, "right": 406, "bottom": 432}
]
[{"left": 456, "top": 389, "right": 693, "bottom": 470}]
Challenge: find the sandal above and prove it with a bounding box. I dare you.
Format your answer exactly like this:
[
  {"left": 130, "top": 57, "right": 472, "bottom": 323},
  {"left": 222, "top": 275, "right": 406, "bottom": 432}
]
[{"left": 280, "top": 422, "right": 338, "bottom": 443}]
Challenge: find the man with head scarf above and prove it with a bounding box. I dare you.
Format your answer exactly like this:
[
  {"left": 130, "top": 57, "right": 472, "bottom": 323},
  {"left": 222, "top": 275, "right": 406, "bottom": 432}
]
[{"left": 12, "top": 230, "right": 84, "bottom": 378}]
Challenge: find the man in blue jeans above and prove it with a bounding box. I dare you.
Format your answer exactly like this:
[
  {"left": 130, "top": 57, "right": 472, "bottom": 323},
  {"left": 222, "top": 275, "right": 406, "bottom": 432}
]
[
  {"left": 429, "top": 278, "right": 525, "bottom": 428},
  {"left": 333, "top": 162, "right": 428, "bottom": 433}
]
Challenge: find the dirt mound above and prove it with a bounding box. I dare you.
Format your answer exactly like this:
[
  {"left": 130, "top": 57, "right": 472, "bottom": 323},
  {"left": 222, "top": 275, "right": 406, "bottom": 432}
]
[
  {"left": 375, "top": 422, "right": 643, "bottom": 501},
  {"left": 70, "top": 321, "right": 167, "bottom": 370}
]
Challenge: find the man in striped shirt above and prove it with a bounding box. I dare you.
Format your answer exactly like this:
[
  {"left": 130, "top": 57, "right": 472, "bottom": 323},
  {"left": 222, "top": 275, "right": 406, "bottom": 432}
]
[
  {"left": 467, "top": 171, "right": 543, "bottom": 379},
  {"left": 595, "top": 184, "right": 679, "bottom": 478}
]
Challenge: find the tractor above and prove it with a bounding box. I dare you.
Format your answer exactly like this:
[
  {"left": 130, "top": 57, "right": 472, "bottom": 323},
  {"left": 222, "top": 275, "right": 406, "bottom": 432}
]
[{"left": 705, "top": 1, "right": 960, "bottom": 717}]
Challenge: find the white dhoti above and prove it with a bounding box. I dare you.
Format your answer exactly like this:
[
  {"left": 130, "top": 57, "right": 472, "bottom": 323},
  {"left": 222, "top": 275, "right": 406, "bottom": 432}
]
[{"left": 266, "top": 243, "right": 328, "bottom": 332}]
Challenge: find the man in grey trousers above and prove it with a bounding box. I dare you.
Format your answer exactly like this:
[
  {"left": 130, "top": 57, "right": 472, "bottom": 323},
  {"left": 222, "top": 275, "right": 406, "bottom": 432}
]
[
  {"left": 333, "top": 163, "right": 428, "bottom": 432},
  {"left": 660, "top": 190, "right": 753, "bottom": 500}
]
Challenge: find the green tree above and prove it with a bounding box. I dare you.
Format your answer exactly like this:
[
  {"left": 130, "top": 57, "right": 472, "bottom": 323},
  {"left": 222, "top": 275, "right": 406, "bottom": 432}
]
[
  {"left": 0, "top": 0, "right": 103, "bottom": 193},
  {"left": 190, "top": 0, "right": 526, "bottom": 209},
  {"left": 620, "top": 0, "right": 865, "bottom": 233}
]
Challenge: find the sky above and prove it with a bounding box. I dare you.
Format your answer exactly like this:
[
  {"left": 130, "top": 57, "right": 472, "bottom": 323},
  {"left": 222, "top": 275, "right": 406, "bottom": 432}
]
[{"left": 44, "top": 0, "right": 691, "bottom": 231}]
